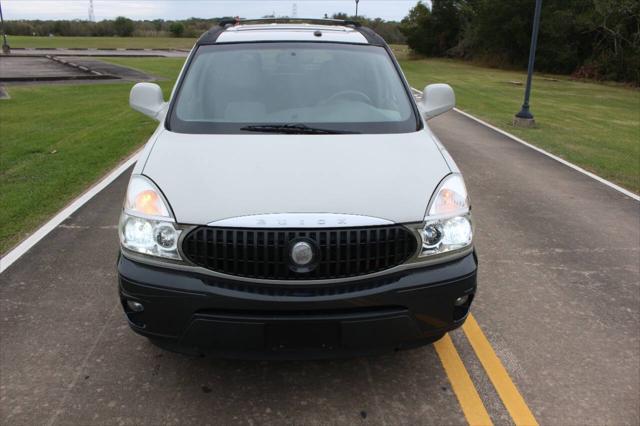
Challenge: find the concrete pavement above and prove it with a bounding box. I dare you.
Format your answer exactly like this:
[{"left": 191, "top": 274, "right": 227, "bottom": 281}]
[
  {"left": 1, "top": 111, "right": 638, "bottom": 425},
  {"left": 0, "top": 56, "right": 90, "bottom": 80},
  {"left": 0, "top": 55, "right": 158, "bottom": 83}
]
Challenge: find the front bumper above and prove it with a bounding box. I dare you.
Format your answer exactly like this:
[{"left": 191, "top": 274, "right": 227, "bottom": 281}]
[{"left": 118, "top": 252, "right": 477, "bottom": 359}]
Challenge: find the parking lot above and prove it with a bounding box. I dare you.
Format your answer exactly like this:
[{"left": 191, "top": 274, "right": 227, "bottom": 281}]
[
  {"left": 1, "top": 106, "right": 638, "bottom": 425},
  {"left": 0, "top": 50, "right": 177, "bottom": 83},
  {"left": 0, "top": 56, "right": 95, "bottom": 81}
]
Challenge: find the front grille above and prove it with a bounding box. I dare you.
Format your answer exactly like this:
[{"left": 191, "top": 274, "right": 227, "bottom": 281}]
[{"left": 182, "top": 225, "right": 418, "bottom": 280}]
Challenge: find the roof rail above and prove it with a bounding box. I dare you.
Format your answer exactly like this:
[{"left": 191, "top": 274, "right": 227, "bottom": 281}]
[
  {"left": 218, "top": 18, "right": 361, "bottom": 28},
  {"left": 199, "top": 17, "right": 383, "bottom": 46}
]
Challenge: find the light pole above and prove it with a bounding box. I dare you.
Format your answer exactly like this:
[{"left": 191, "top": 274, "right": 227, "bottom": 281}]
[
  {"left": 0, "top": 0, "right": 10, "bottom": 54},
  {"left": 514, "top": 0, "right": 542, "bottom": 128},
  {"left": 355, "top": 0, "right": 360, "bottom": 17}
]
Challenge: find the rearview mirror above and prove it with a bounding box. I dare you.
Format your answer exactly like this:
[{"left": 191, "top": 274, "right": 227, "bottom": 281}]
[
  {"left": 421, "top": 84, "right": 455, "bottom": 120},
  {"left": 130, "top": 83, "right": 167, "bottom": 121}
]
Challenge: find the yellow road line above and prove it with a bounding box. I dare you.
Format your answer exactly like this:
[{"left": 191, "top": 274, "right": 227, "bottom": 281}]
[
  {"left": 434, "top": 334, "right": 493, "bottom": 426},
  {"left": 462, "top": 315, "right": 539, "bottom": 426}
]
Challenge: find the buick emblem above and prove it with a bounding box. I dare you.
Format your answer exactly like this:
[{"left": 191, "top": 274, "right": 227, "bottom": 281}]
[{"left": 291, "top": 241, "right": 314, "bottom": 266}]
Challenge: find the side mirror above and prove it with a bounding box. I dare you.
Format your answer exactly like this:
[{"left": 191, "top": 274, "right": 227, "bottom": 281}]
[
  {"left": 421, "top": 83, "right": 455, "bottom": 120},
  {"left": 130, "top": 83, "right": 167, "bottom": 121}
]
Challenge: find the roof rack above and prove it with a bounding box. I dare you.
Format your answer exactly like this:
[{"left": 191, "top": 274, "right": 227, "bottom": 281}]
[
  {"left": 217, "top": 17, "right": 361, "bottom": 28},
  {"left": 199, "top": 17, "right": 383, "bottom": 46}
]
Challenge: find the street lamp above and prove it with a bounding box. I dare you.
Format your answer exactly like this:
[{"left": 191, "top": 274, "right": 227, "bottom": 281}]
[
  {"left": 0, "top": 0, "right": 10, "bottom": 54},
  {"left": 513, "top": 0, "right": 543, "bottom": 128},
  {"left": 355, "top": 0, "right": 360, "bottom": 17}
]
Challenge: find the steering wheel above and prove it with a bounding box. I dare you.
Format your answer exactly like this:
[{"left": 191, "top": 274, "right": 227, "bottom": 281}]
[{"left": 323, "top": 90, "right": 373, "bottom": 105}]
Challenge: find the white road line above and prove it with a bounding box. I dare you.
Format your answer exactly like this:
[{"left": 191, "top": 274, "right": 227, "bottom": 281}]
[
  {"left": 0, "top": 151, "right": 140, "bottom": 274},
  {"left": 412, "top": 87, "right": 639, "bottom": 201}
]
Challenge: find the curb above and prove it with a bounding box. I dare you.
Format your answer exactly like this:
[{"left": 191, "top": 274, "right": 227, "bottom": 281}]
[
  {"left": 43, "top": 54, "right": 121, "bottom": 80},
  {"left": 47, "top": 54, "right": 106, "bottom": 76}
]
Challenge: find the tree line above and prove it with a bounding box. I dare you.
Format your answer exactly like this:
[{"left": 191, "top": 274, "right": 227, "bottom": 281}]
[
  {"left": 400, "top": 0, "right": 639, "bottom": 84},
  {"left": 2, "top": 14, "right": 405, "bottom": 43},
  {"left": 3, "top": 17, "right": 224, "bottom": 38}
]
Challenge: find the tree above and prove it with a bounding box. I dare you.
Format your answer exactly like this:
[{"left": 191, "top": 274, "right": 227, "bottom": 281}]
[
  {"left": 462, "top": 0, "right": 533, "bottom": 66},
  {"left": 588, "top": 0, "right": 640, "bottom": 82},
  {"left": 113, "top": 16, "right": 134, "bottom": 37},
  {"left": 331, "top": 13, "right": 406, "bottom": 44},
  {"left": 399, "top": 2, "right": 433, "bottom": 55},
  {"left": 169, "top": 22, "right": 185, "bottom": 37},
  {"left": 400, "top": 1, "right": 465, "bottom": 56},
  {"left": 430, "top": 0, "right": 464, "bottom": 54}
]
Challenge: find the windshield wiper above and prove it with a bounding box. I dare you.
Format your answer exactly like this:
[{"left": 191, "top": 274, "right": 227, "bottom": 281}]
[{"left": 240, "top": 124, "right": 357, "bottom": 134}]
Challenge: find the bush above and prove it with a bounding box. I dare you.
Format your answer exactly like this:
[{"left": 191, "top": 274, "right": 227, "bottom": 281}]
[
  {"left": 113, "top": 16, "right": 135, "bottom": 37},
  {"left": 169, "top": 22, "right": 185, "bottom": 37}
]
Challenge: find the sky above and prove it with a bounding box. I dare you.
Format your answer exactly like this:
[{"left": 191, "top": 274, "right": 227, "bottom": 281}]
[{"left": 2, "top": 1, "right": 420, "bottom": 22}]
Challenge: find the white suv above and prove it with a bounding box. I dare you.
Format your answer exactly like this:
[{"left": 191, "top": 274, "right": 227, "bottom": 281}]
[{"left": 118, "top": 18, "right": 476, "bottom": 359}]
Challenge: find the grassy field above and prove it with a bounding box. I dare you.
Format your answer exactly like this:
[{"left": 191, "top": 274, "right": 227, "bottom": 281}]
[
  {"left": 7, "top": 35, "right": 197, "bottom": 50},
  {"left": 400, "top": 58, "right": 640, "bottom": 192},
  {"left": 1, "top": 48, "right": 638, "bottom": 253},
  {"left": 0, "top": 58, "right": 185, "bottom": 253}
]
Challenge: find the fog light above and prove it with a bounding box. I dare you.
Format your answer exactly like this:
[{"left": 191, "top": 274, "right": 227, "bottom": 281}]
[
  {"left": 442, "top": 216, "right": 473, "bottom": 246},
  {"left": 127, "top": 300, "right": 144, "bottom": 312},
  {"left": 454, "top": 295, "right": 469, "bottom": 306}
]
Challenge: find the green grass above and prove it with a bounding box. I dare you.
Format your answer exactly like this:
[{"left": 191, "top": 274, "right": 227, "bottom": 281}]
[
  {"left": 0, "top": 58, "right": 185, "bottom": 253},
  {"left": 400, "top": 58, "right": 640, "bottom": 192},
  {"left": 7, "top": 35, "right": 197, "bottom": 50}
]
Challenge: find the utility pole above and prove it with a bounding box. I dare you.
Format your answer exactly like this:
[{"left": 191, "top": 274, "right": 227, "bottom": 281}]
[
  {"left": 88, "top": 0, "right": 95, "bottom": 22},
  {"left": 355, "top": 0, "right": 360, "bottom": 17},
  {"left": 514, "top": 0, "right": 543, "bottom": 128},
  {"left": 0, "top": 0, "right": 9, "bottom": 55}
]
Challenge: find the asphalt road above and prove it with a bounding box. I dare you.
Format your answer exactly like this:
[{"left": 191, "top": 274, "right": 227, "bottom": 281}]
[{"left": 1, "top": 111, "right": 638, "bottom": 425}]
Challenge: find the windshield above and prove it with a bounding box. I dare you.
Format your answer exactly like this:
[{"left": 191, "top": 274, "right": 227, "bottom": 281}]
[{"left": 168, "top": 42, "right": 419, "bottom": 134}]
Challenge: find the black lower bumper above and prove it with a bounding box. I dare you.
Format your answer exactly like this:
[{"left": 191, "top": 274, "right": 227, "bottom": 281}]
[{"left": 118, "top": 252, "right": 477, "bottom": 359}]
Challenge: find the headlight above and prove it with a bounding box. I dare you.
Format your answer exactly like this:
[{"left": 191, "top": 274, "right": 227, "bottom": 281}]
[
  {"left": 119, "top": 175, "right": 182, "bottom": 260},
  {"left": 419, "top": 174, "right": 473, "bottom": 257}
]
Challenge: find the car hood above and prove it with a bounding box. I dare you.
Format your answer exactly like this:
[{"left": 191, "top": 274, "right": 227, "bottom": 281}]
[{"left": 142, "top": 129, "right": 450, "bottom": 225}]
